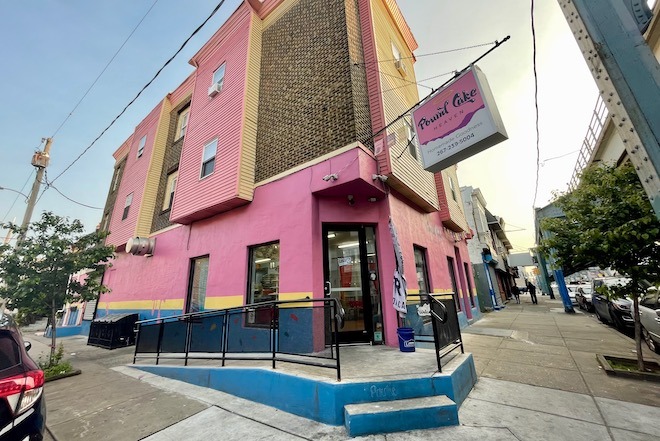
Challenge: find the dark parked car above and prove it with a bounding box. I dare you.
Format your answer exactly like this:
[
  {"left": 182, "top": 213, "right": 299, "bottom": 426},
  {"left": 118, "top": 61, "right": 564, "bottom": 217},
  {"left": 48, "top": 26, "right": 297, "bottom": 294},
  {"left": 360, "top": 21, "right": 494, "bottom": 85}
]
[
  {"left": 0, "top": 314, "right": 46, "bottom": 440},
  {"left": 640, "top": 287, "right": 660, "bottom": 354},
  {"left": 575, "top": 286, "right": 594, "bottom": 311},
  {"left": 592, "top": 294, "right": 633, "bottom": 330}
]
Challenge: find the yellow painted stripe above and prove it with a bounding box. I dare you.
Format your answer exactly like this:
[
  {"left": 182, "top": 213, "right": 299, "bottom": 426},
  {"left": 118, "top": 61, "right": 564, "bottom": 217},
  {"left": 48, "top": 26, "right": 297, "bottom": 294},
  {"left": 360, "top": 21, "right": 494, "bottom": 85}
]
[
  {"left": 278, "top": 292, "right": 313, "bottom": 308},
  {"left": 204, "top": 295, "right": 244, "bottom": 310},
  {"left": 99, "top": 299, "right": 184, "bottom": 310}
]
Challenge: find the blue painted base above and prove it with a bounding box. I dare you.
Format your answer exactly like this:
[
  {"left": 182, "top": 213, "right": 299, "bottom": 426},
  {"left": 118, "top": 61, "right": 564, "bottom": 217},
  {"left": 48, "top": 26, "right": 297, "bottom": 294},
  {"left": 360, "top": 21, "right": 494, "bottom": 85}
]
[
  {"left": 45, "top": 320, "right": 92, "bottom": 338},
  {"left": 344, "top": 396, "right": 458, "bottom": 437},
  {"left": 135, "top": 353, "right": 477, "bottom": 429}
]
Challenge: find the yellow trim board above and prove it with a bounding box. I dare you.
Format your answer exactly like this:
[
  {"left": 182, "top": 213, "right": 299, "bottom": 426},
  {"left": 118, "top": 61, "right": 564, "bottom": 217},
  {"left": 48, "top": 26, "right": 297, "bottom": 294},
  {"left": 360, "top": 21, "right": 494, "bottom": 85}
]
[
  {"left": 278, "top": 292, "right": 313, "bottom": 308},
  {"left": 204, "top": 295, "right": 244, "bottom": 310},
  {"left": 99, "top": 299, "right": 184, "bottom": 310}
]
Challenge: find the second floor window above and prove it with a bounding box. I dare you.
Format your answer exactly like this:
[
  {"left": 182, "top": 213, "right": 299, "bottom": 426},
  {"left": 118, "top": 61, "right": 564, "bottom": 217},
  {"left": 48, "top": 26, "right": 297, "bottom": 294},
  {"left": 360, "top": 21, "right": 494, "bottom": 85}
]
[
  {"left": 137, "top": 135, "right": 147, "bottom": 158},
  {"left": 449, "top": 176, "right": 457, "bottom": 201},
  {"left": 201, "top": 139, "right": 217, "bottom": 178},
  {"left": 163, "top": 171, "right": 178, "bottom": 211},
  {"left": 122, "top": 193, "right": 133, "bottom": 220}
]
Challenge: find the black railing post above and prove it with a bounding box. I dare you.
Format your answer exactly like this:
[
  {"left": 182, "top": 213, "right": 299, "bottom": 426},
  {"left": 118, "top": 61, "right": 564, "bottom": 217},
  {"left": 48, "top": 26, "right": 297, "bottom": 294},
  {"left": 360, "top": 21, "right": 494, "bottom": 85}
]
[
  {"left": 334, "top": 301, "right": 341, "bottom": 382},
  {"left": 271, "top": 304, "right": 277, "bottom": 370},
  {"left": 156, "top": 321, "right": 164, "bottom": 365},
  {"left": 431, "top": 298, "right": 442, "bottom": 373},
  {"left": 184, "top": 317, "right": 192, "bottom": 367},
  {"left": 221, "top": 311, "right": 229, "bottom": 367},
  {"left": 132, "top": 323, "right": 140, "bottom": 364}
]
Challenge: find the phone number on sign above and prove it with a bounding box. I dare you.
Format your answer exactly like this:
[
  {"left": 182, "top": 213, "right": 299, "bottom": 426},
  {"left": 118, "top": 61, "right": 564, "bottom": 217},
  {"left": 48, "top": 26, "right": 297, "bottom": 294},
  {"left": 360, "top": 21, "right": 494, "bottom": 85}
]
[{"left": 437, "top": 132, "right": 474, "bottom": 155}]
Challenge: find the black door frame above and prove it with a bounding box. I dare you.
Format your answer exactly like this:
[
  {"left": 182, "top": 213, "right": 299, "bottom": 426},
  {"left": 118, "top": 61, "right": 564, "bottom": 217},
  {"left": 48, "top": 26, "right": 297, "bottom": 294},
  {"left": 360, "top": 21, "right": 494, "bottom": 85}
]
[{"left": 323, "top": 224, "right": 375, "bottom": 344}]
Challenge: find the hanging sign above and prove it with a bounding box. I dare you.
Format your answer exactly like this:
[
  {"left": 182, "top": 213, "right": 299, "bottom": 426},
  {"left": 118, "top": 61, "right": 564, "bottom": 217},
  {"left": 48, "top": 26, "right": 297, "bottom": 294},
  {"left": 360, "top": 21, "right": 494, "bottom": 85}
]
[{"left": 412, "top": 65, "right": 507, "bottom": 173}]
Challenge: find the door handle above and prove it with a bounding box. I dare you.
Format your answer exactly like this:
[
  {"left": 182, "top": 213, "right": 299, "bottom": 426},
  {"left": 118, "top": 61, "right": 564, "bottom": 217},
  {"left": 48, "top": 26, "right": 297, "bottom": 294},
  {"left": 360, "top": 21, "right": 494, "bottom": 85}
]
[{"left": 324, "top": 281, "right": 332, "bottom": 297}]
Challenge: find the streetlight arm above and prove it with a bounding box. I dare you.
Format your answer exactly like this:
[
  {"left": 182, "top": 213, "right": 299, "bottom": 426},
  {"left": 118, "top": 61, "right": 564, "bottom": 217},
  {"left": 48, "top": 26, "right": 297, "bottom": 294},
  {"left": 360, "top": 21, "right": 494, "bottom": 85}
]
[{"left": 0, "top": 186, "right": 30, "bottom": 200}]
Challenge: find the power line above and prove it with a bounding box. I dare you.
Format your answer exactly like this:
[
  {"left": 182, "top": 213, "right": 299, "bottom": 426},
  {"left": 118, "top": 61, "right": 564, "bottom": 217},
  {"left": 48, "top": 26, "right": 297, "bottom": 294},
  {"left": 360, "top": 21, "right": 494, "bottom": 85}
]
[
  {"left": 357, "top": 41, "right": 497, "bottom": 66},
  {"left": 354, "top": 62, "right": 434, "bottom": 91},
  {"left": 531, "top": 0, "right": 541, "bottom": 208},
  {"left": 380, "top": 70, "right": 456, "bottom": 94},
  {"left": 540, "top": 149, "right": 579, "bottom": 166},
  {"left": 49, "top": 0, "right": 228, "bottom": 186},
  {"left": 50, "top": 0, "right": 161, "bottom": 139},
  {"left": 1, "top": 170, "right": 34, "bottom": 223}
]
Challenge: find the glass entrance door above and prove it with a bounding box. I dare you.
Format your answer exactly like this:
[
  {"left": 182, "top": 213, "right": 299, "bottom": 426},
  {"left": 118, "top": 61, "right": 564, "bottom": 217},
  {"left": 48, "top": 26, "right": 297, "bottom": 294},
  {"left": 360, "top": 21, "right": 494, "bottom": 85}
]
[{"left": 323, "top": 225, "right": 382, "bottom": 344}]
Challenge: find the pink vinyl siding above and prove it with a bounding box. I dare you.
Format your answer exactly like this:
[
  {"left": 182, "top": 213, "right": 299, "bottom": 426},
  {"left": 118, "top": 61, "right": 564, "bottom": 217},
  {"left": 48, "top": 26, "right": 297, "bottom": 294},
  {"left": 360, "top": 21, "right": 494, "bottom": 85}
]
[
  {"left": 171, "top": 5, "right": 253, "bottom": 224},
  {"left": 107, "top": 101, "right": 163, "bottom": 246}
]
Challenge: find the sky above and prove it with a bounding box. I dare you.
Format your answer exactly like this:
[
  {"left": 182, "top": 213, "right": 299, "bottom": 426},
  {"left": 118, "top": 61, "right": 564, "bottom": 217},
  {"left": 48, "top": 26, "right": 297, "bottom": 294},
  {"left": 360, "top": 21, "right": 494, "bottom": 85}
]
[{"left": 0, "top": 0, "right": 608, "bottom": 251}]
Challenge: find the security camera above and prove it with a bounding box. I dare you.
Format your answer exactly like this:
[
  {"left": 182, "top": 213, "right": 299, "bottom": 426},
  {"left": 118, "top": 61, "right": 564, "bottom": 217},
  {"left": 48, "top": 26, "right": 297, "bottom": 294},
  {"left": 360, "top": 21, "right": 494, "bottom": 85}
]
[
  {"left": 323, "top": 174, "right": 338, "bottom": 181},
  {"left": 372, "top": 174, "right": 388, "bottom": 182}
]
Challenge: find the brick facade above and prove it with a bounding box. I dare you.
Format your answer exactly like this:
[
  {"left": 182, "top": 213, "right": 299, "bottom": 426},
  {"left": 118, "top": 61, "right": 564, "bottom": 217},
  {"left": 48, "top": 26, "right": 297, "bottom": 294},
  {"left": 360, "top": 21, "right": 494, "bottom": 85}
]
[
  {"left": 254, "top": 0, "right": 372, "bottom": 182},
  {"left": 151, "top": 99, "right": 191, "bottom": 233}
]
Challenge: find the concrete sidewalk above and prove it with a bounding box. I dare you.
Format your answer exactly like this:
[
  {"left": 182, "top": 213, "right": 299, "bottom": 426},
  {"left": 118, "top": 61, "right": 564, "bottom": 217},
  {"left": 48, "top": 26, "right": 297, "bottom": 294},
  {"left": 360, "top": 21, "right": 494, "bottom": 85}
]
[{"left": 33, "top": 292, "right": 660, "bottom": 440}]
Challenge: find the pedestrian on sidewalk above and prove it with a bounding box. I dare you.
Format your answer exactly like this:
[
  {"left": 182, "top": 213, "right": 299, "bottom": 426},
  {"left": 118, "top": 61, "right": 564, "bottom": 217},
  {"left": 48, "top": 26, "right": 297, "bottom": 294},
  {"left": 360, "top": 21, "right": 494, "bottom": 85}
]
[
  {"left": 511, "top": 285, "right": 520, "bottom": 304},
  {"left": 527, "top": 281, "right": 538, "bottom": 304}
]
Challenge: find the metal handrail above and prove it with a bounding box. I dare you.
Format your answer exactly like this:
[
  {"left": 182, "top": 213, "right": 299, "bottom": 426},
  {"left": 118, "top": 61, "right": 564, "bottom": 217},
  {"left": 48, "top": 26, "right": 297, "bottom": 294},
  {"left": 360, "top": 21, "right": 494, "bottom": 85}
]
[
  {"left": 132, "top": 297, "right": 345, "bottom": 381},
  {"left": 424, "top": 293, "right": 465, "bottom": 373}
]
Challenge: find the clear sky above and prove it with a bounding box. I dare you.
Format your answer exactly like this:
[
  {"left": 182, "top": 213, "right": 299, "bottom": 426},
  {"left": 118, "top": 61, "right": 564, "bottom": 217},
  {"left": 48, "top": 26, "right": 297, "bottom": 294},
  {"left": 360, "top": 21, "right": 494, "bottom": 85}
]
[{"left": 0, "top": 0, "right": 608, "bottom": 251}]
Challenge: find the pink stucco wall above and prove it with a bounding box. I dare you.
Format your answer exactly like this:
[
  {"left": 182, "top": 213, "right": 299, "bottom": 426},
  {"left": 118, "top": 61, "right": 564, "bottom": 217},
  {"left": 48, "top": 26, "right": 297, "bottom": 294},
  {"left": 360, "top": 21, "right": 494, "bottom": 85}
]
[
  {"left": 107, "top": 101, "right": 163, "bottom": 246},
  {"left": 100, "top": 145, "right": 476, "bottom": 346},
  {"left": 171, "top": 4, "right": 253, "bottom": 224}
]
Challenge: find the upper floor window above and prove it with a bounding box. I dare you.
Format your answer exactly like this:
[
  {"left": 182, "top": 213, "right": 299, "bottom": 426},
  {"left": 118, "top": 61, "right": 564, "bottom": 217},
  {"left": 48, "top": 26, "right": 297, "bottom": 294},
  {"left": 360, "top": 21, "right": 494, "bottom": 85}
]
[
  {"left": 405, "top": 118, "right": 417, "bottom": 160},
  {"left": 208, "top": 63, "right": 226, "bottom": 96},
  {"left": 176, "top": 107, "right": 190, "bottom": 140},
  {"left": 392, "top": 42, "right": 406, "bottom": 76},
  {"left": 111, "top": 166, "right": 121, "bottom": 192},
  {"left": 201, "top": 139, "right": 217, "bottom": 178},
  {"left": 137, "top": 135, "right": 147, "bottom": 158},
  {"left": 163, "top": 170, "right": 178, "bottom": 211},
  {"left": 122, "top": 193, "right": 133, "bottom": 220},
  {"left": 449, "top": 176, "right": 457, "bottom": 201}
]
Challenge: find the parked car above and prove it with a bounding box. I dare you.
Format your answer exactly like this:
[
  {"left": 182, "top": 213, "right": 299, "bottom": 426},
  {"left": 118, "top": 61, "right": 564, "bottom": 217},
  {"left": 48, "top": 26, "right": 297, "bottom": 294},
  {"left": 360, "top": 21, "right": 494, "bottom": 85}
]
[
  {"left": 640, "top": 287, "right": 660, "bottom": 354},
  {"left": 575, "top": 285, "right": 594, "bottom": 311},
  {"left": 565, "top": 284, "right": 581, "bottom": 305},
  {"left": 591, "top": 277, "right": 634, "bottom": 330},
  {"left": 0, "top": 313, "right": 46, "bottom": 440}
]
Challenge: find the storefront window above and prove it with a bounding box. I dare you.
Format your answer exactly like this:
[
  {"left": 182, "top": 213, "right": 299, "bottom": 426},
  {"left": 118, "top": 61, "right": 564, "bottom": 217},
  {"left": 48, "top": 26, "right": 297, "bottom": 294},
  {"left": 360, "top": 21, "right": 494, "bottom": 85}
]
[
  {"left": 187, "top": 256, "right": 209, "bottom": 313},
  {"left": 414, "top": 246, "right": 430, "bottom": 296},
  {"left": 248, "top": 242, "right": 280, "bottom": 304},
  {"left": 447, "top": 256, "right": 461, "bottom": 311}
]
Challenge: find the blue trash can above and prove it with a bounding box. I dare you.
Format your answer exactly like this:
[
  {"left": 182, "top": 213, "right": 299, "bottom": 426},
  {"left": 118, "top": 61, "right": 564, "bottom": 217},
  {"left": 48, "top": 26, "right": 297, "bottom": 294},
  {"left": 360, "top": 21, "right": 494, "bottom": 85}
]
[{"left": 397, "top": 327, "right": 415, "bottom": 352}]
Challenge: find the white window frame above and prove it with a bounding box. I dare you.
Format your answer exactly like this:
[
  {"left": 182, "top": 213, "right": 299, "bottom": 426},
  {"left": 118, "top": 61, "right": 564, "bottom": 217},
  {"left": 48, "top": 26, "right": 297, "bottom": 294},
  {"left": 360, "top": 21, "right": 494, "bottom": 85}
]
[
  {"left": 176, "top": 108, "right": 190, "bottom": 140},
  {"left": 137, "top": 135, "right": 147, "bottom": 158},
  {"left": 163, "top": 170, "right": 178, "bottom": 211},
  {"left": 405, "top": 118, "right": 417, "bottom": 160},
  {"left": 201, "top": 138, "right": 217, "bottom": 178},
  {"left": 111, "top": 166, "right": 121, "bottom": 192},
  {"left": 391, "top": 42, "right": 401, "bottom": 62},
  {"left": 122, "top": 193, "right": 133, "bottom": 220},
  {"left": 212, "top": 63, "right": 226, "bottom": 89}
]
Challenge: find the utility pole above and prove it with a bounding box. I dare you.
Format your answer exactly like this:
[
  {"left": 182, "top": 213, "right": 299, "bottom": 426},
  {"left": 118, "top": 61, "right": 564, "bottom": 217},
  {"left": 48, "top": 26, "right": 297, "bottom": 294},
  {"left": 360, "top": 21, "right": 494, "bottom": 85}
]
[
  {"left": 17, "top": 138, "right": 52, "bottom": 246},
  {"left": 557, "top": 0, "right": 660, "bottom": 218}
]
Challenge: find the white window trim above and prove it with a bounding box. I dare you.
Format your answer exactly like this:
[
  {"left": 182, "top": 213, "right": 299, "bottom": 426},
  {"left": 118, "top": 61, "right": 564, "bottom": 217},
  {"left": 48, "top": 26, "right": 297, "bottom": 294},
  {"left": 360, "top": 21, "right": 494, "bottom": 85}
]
[
  {"left": 163, "top": 171, "right": 178, "bottom": 211},
  {"left": 176, "top": 108, "right": 190, "bottom": 140},
  {"left": 200, "top": 138, "right": 218, "bottom": 179},
  {"left": 212, "top": 63, "right": 226, "bottom": 88},
  {"left": 137, "top": 135, "right": 147, "bottom": 158}
]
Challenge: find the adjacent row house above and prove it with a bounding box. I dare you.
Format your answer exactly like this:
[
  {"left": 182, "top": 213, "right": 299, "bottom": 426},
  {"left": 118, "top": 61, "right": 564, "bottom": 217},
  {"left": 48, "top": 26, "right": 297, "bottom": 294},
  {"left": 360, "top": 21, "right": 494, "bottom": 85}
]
[{"left": 96, "top": 0, "right": 480, "bottom": 350}]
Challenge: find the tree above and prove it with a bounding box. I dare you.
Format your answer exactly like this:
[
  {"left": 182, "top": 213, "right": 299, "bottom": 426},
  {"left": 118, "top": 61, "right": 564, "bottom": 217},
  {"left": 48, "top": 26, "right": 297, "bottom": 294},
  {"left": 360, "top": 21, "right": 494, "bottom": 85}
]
[
  {"left": 0, "top": 212, "right": 115, "bottom": 365},
  {"left": 540, "top": 162, "right": 660, "bottom": 371}
]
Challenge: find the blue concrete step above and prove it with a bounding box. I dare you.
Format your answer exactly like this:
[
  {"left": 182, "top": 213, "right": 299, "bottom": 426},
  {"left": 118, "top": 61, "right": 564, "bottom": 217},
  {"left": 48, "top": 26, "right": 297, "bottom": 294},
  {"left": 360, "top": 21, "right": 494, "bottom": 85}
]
[{"left": 344, "top": 395, "right": 458, "bottom": 437}]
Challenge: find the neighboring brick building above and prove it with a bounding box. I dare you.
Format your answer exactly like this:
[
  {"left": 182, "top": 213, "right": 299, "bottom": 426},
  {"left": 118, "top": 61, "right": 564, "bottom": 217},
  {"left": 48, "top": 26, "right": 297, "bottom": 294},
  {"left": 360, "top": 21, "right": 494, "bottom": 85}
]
[{"left": 97, "top": 0, "right": 480, "bottom": 349}]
